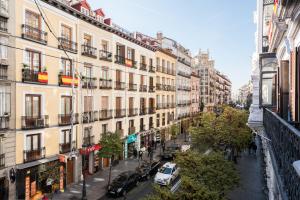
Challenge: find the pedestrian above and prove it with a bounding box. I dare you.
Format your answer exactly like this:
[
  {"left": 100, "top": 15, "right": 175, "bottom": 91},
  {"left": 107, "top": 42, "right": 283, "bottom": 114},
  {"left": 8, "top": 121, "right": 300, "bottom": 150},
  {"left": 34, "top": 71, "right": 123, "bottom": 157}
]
[
  {"left": 162, "top": 142, "right": 165, "bottom": 152},
  {"left": 253, "top": 143, "right": 257, "bottom": 155},
  {"left": 139, "top": 150, "right": 143, "bottom": 160},
  {"left": 133, "top": 148, "right": 137, "bottom": 159},
  {"left": 151, "top": 140, "right": 155, "bottom": 149},
  {"left": 147, "top": 146, "right": 152, "bottom": 157}
]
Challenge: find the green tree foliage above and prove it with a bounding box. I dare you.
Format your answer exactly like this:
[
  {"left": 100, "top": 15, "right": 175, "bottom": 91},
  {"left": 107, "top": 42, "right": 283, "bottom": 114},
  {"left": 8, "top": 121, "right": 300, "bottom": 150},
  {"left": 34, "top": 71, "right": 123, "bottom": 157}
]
[
  {"left": 98, "top": 131, "right": 122, "bottom": 159},
  {"left": 145, "top": 151, "right": 238, "bottom": 200},
  {"left": 170, "top": 124, "right": 179, "bottom": 143}
]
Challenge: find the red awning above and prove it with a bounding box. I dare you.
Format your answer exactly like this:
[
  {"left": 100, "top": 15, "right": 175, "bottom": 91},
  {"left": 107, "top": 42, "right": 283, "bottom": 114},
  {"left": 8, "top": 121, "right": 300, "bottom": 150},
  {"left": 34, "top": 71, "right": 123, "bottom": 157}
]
[{"left": 80, "top": 144, "right": 102, "bottom": 155}]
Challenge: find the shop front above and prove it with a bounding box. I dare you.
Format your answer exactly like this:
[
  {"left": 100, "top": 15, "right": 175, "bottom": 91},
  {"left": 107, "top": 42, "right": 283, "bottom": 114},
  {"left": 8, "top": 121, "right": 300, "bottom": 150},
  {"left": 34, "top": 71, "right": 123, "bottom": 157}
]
[
  {"left": 0, "top": 176, "right": 9, "bottom": 200},
  {"left": 139, "top": 129, "right": 156, "bottom": 149},
  {"left": 16, "top": 157, "right": 65, "bottom": 200},
  {"left": 80, "top": 144, "right": 101, "bottom": 175},
  {"left": 124, "top": 133, "right": 137, "bottom": 159}
]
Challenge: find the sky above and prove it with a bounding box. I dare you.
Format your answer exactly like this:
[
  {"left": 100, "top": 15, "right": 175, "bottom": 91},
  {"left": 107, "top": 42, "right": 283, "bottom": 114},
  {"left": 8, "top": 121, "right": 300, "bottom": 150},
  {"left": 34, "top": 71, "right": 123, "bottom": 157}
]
[{"left": 89, "top": 0, "right": 256, "bottom": 92}]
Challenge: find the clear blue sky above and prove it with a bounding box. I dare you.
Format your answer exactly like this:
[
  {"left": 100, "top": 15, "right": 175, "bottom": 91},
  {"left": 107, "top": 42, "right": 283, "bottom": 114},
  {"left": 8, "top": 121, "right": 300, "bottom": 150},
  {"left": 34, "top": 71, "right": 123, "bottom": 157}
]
[{"left": 89, "top": 0, "right": 256, "bottom": 92}]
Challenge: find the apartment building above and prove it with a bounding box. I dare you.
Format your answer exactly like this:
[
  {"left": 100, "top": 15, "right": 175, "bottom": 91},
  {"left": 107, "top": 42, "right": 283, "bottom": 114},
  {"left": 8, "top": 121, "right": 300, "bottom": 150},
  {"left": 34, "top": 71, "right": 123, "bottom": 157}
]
[
  {"left": 248, "top": 0, "right": 300, "bottom": 199},
  {"left": 0, "top": 0, "right": 16, "bottom": 199},
  {"left": 193, "top": 50, "right": 232, "bottom": 111},
  {"left": 10, "top": 0, "right": 156, "bottom": 198},
  {"left": 190, "top": 71, "right": 200, "bottom": 115},
  {"left": 156, "top": 33, "right": 192, "bottom": 134}
]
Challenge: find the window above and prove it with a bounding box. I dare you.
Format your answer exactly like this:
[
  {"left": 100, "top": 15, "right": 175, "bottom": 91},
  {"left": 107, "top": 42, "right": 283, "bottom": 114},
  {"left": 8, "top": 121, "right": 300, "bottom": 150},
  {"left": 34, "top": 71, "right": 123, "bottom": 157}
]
[
  {"left": 102, "top": 124, "right": 108, "bottom": 134},
  {"left": 61, "top": 58, "right": 72, "bottom": 76},
  {"left": 101, "top": 68, "right": 109, "bottom": 80},
  {"left": 116, "top": 44, "right": 125, "bottom": 57},
  {"left": 84, "top": 96, "right": 93, "bottom": 112},
  {"left": 127, "top": 48, "right": 135, "bottom": 60},
  {"left": 60, "top": 129, "right": 71, "bottom": 144},
  {"left": 156, "top": 114, "right": 160, "bottom": 127},
  {"left": 149, "top": 58, "right": 153, "bottom": 66},
  {"left": 162, "top": 59, "right": 165, "bottom": 67},
  {"left": 116, "top": 121, "right": 122, "bottom": 130},
  {"left": 61, "top": 24, "right": 72, "bottom": 41},
  {"left": 25, "top": 10, "right": 40, "bottom": 29},
  {"left": 156, "top": 58, "right": 160, "bottom": 66},
  {"left": 83, "top": 34, "right": 92, "bottom": 46},
  {"left": 0, "top": 136, "right": 3, "bottom": 155},
  {"left": 61, "top": 96, "right": 72, "bottom": 115},
  {"left": 0, "top": 85, "right": 9, "bottom": 116},
  {"left": 129, "top": 119, "right": 134, "bottom": 127},
  {"left": 101, "top": 96, "right": 108, "bottom": 109},
  {"left": 101, "top": 41, "right": 108, "bottom": 51},
  {"left": 84, "top": 64, "right": 92, "bottom": 78},
  {"left": 141, "top": 55, "right": 146, "bottom": 64},
  {"left": 26, "top": 134, "right": 41, "bottom": 150},
  {"left": 0, "top": 16, "right": 7, "bottom": 32},
  {"left": 81, "top": 7, "right": 89, "bottom": 16},
  {"left": 25, "top": 49, "right": 41, "bottom": 71},
  {"left": 129, "top": 73, "right": 134, "bottom": 84},
  {"left": 162, "top": 113, "right": 165, "bottom": 126},
  {"left": 25, "top": 94, "right": 41, "bottom": 117}
]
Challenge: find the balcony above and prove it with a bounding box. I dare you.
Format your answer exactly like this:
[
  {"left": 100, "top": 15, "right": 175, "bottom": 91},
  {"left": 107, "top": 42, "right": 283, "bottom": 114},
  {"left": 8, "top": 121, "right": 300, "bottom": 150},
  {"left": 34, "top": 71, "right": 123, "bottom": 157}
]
[
  {"left": 0, "top": 115, "right": 9, "bottom": 131},
  {"left": 22, "top": 68, "right": 48, "bottom": 84},
  {"left": 140, "top": 124, "right": 146, "bottom": 132},
  {"left": 162, "top": 67, "right": 167, "bottom": 74},
  {"left": 140, "top": 63, "right": 147, "bottom": 71},
  {"left": 0, "top": 154, "right": 4, "bottom": 169},
  {"left": 115, "top": 55, "right": 126, "bottom": 65},
  {"left": 23, "top": 147, "right": 45, "bottom": 163},
  {"left": 128, "top": 127, "right": 136, "bottom": 135},
  {"left": 128, "top": 83, "right": 137, "bottom": 91},
  {"left": 82, "top": 111, "right": 94, "bottom": 123},
  {"left": 58, "top": 37, "right": 78, "bottom": 53},
  {"left": 58, "top": 113, "right": 79, "bottom": 126},
  {"left": 156, "top": 65, "right": 161, "bottom": 72},
  {"left": 83, "top": 135, "right": 95, "bottom": 146},
  {"left": 149, "top": 122, "right": 154, "bottom": 129},
  {"left": 149, "top": 65, "right": 155, "bottom": 73},
  {"left": 82, "top": 77, "right": 97, "bottom": 89},
  {"left": 148, "top": 107, "right": 156, "bottom": 114},
  {"left": 115, "top": 109, "right": 126, "bottom": 118},
  {"left": 58, "top": 73, "right": 79, "bottom": 87},
  {"left": 59, "top": 143, "right": 71, "bottom": 154},
  {"left": 263, "top": 108, "right": 300, "bottom": 199},
  {"left": 93, "top": 111, "right": 99, "bottom": 121},
  {"left": 156, "top": 83, "right": 162, "bottom": 91},
  {"left": 149, "top": 86, "right": 155, "bottom": 93},
  {"left": 21, "top": 115, "right": 49, "bottom": 130},
  {"left": 99, "top": 50, "right": 112, "bottom": 62},
  {"left": 115, "top": 81, "right": 126, "bottom": 90},
  {"left": 128, "top": 108, "right": 138, "bottom": 117},
  {"left": 125, "top": 58, "right": 137, "bottom": 68},
  {"left": 99, "top": 109, "right": 113, "bottom": 120},
  {"left": 81, "top": 45, "right": 97, "bottom": 58},
  {"left": 139, "top": 107, "right": 148, "bottom": 116},
  {"left": 177, "top": 71, "right": 191, "bottom": 78},
  {"left": 99, "top": 79, "right": 112, "bottom": 89},
  {"left": 0, "top": 65, "right": 8, "bottom": 80},
  {"left": 21, "top": 24, "right": 48, "bottom": 45},
  {"left": 139, "top": 85, "right": 147, "bottom": 92}
]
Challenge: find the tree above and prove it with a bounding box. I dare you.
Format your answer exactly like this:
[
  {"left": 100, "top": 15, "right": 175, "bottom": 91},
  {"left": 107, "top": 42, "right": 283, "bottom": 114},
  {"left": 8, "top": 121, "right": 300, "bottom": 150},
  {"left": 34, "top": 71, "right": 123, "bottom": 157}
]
[
  {"left": 97, "top": 131, "right": 122, "bottom": 188},
  {"left": 170, "top": 124, "right": 179, "bottom": 143},
  {"left": 145, "top": 150, "right": 238, "bottom": 200}
]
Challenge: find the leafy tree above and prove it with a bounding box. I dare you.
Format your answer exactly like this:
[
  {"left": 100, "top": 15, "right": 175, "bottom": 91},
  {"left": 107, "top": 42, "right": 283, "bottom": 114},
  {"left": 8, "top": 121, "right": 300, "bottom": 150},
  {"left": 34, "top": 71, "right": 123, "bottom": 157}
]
[
  {"left": 97, "top": 131, "right": 122, "bottom": 188},
  {"left": 170, "top": 124, "right": 179, "bottom": 143}
]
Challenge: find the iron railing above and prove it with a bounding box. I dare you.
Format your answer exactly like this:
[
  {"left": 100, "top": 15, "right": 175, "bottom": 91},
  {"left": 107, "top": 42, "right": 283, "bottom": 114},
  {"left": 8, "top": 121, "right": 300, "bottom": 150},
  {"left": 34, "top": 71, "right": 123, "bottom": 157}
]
[
  {"left": 22, "top": 69, "right": 48, "bottom": 84},
  {"left": 58, "top": 113, "right": 79, "bottom": 126},
  {"left": 128, "top": 83, "right": 137, "bottom": 91},
  {"left": 139, "top": 107, "right": 148, "bottom": 116},
  {"left": 115, "top": 81, "right": 126, "bottom": 90},
  {"left": 81, "top": 44, "right": 97, "bottom": 58},
  {"left": 23, "top": 147, "right": 45, "bottom": 163},
  {"left": 0, "top": 65, "right": 8, "bottom": 80},
  {"left": 140, "top": 63, "right": 147, "bottom": 71},
  {"left": 139, "top": 85, "right": 147, "bottom": 92},
  {"left": 21, "top": 115, "right": 49, "bottom": 130},
  {"left": 115, "top": 55, "right": 126, "bottom": 65},
  {"left": 21, "top": 24, "right": 48, "bottom": 44},
  {"left": 82, "top": 77, "right": 97, "bottom": 89},
  {"left": 99, "top": 50, "right": 112, "bottom": 61},
  {"left": 58, "top": 37, "right": 78, "bottom": 53},
  {"left": 0, "top": 115, "right": 9, "bottom": 130},
  {"left": 99, "top": 109, "right": 113, "bottom": 120},
  {"left": 115, "top": 109, "right": 126, "bottom": 118},
  {"left": 99, "top": 79, "right": 112, "bottom": 89},
  {"left": 128, "top": 108, "right": 138, "bottom": 117}
]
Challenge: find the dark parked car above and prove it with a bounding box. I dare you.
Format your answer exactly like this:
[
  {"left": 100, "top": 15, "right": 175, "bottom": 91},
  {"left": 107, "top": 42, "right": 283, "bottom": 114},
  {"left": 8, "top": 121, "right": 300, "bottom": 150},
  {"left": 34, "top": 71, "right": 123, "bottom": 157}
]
[
  {"left": 107, "top": 171, "right": 140, "bottom": 197},
  {"left": 136, "top": 160, "right": 161, "bottom": 181},
  {"left": 162, "top": 144, "right": 181, "bottom": 159}
]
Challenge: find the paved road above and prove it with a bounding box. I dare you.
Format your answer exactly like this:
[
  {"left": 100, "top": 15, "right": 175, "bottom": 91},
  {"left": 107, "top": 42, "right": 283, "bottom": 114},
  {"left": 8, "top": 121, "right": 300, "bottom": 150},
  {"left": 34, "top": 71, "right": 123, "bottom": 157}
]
[{"left": 98, "top": 178, "right": 155, "bottom": 200}]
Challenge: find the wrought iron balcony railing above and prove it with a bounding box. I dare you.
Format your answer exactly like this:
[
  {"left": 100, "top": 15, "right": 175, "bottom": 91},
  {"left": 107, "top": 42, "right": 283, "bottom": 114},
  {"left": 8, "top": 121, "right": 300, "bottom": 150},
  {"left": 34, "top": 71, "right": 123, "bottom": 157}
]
[
  {"left": 21, "top": 24, "right": 48, "bottom": 44},
  {"left": 21, "top": 115, "right": 49, "bottom": 130},
  {"left": 82, "top": 111, "right": 94, "bottom": 123},
  {"left": 115, "top": 109, "right": 126, "bottom": 118},
  {"left": 148, "top": 107, "right": 156, "bottom": 114},
  {"left": 0, "top": 115, "right": 9, "bottom": 130},
  {"left": 115, "top": 81, "right": 126, "bottom": 90},
  {"left": 99, "top": 109, "right": 113, "bottom": 120},
  {"left": 139, "top": 85, "right": 147, "bottom": 92},
  {"left": 156, "top": 83, "right": 162, "bottom": 91},
  {"left": 59, "top": 143, "right": 71, "bottom": 154},
  {"left": 140, "top": 63, "right": 147, "bottom": 71},
  {"left": 149, "top": 86, "right": 155, "bottom": 93},
  {"left": 99, "top": 79, "right": 112, "bottom": 89},
  {"left": 83, "top": 135, "right": 95, "bottom": 146},
  {"left": 23, "top": 147, "right": 45, "bottom": 163},
  {"left": 0, "top": 65, "right": 8, "bottom": 80},
  {"left": 263, "top": 108, "right": 300, "bottom": 199},
  {"left": 58, "top": 37, "right": 78, "bottom": 53},
  {"left": 82, "top": 77, "right": 97, "bottom": 89},
  {"left": 99, "top": 50, "right": 112, "bottom": 62},
  {"left": 149, "top": 65, "right": 155, "bottom": 73},
  {"left": 81, "top": 44, "right": 97, "bottom": 58},
  {"left": 22, "top": 68, "right": 48, "bottom": 84},
  {"left": 139, "top": 107, "right": 148, "bottom": 116},
  {"left": 128, "top": 83, "right": 137, "bottom": 91},
  {"left": 58, "top": 113, "right": 79, "bottom": 126},
  {"left": 140, "top": 124, "right": 146, "bottom": 132},
  {"left": 115, "top": 55, "right": 126, "bottom": 65},
  {"left": 128, "top": 108, "right": 138, "bottom": 117}
]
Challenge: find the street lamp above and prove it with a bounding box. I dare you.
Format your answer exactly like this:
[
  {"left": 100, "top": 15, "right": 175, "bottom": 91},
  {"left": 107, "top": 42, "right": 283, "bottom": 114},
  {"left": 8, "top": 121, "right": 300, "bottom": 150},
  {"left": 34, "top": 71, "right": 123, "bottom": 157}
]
[{"left": 82, "top": 144, "right": 87, "bottom": 200}]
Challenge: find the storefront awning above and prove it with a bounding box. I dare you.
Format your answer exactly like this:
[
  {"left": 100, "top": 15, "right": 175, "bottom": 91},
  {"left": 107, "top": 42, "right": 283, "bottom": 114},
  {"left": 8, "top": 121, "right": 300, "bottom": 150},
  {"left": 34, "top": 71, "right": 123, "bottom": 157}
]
[{"left": 16, "top": 155, "right": 59, "bottom": 170}]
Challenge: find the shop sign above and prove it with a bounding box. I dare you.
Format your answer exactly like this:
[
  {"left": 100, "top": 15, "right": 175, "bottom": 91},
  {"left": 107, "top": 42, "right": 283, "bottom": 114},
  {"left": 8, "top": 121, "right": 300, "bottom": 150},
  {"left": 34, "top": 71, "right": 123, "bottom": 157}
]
[
  {"left": 25, "top": 176, "right": 30, "bottom": 200},
  {"left": 127, "top": 134, "right": 137, "bottom": 144},
  {"left": 80, "top": 144, "right": 102, "bottom": 155}
]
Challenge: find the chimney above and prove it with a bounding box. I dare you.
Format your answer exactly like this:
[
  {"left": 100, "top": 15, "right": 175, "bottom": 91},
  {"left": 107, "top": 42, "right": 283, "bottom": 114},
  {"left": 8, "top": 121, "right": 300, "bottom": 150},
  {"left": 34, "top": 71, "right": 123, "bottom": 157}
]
[{"left": 104, "top": 18, "right": 112, "bottom": 26}]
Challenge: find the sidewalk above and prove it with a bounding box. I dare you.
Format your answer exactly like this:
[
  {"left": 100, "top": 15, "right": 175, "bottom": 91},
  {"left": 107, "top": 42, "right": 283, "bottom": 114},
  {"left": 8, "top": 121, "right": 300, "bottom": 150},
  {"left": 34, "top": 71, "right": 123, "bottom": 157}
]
[
  {"left": 227, "top": 137, "right": 267, "bottom": 200},
  {"left": 53, "top": 146, "right": 162, "bottom": 200}
]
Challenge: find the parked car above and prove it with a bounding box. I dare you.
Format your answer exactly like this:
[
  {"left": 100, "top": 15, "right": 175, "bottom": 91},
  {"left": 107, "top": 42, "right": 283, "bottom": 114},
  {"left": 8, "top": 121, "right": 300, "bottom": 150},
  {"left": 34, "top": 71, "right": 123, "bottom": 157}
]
[
  {"left": 136, "top": 160, "right": 161, "bottom": 181},
  {"left": 107, "top": 171, "right": 140, "bottom": 197},
  {"left": 154, "top": 162, "right": 180, "bottom": 186},
  {"left": 162, "top": 144, "right": 181, "bottom": 159}
]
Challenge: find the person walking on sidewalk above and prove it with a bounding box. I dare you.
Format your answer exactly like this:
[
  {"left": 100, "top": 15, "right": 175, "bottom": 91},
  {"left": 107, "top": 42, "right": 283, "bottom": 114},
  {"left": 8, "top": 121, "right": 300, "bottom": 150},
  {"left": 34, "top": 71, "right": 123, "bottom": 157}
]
[
  {"left": 147, "top": 146, "right": 152, "bottom": 157},
  {"left": 139, "top": 150, "right": 143, "bottom": 160}
]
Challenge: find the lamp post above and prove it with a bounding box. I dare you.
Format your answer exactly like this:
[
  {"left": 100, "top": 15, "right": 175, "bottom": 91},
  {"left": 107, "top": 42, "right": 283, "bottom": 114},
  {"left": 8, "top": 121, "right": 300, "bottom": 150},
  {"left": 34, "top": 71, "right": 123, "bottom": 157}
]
[{"left": 82, "top": 144, "right": 87, "bottom": 200}]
